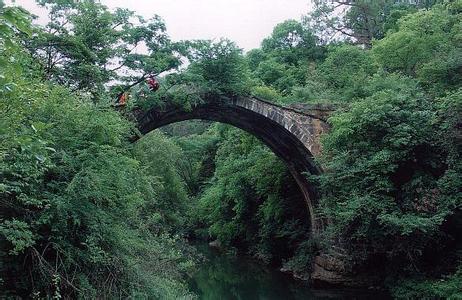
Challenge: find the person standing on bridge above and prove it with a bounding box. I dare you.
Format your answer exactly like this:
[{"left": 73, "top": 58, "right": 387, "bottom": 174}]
[
  {"left": 147, "top": 76, "right": 160, "bottom": 92},
  {"left": 116, "top": 92, "right": 129, "bottom": 106},
  {"left": 115, "top": 76, "right": 160, "bottom": 106}
]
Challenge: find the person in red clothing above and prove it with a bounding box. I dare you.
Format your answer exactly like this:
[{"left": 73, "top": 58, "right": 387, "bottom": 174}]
[
  {"left": 115, "top": 76, "right": 159, "bottom": 106},
  {"left": 147, "top": 76, "right": 160, "bottom": 92},
  {"left": 117, "top": 92, "right": 128, "bottom": 106}
]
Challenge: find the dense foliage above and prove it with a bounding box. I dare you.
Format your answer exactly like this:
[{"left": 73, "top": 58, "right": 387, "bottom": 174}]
[
  {"left": 183, "top": 1, "right": 462, "bottom": 298},
  {"left": 0, "top": 3, "right": 194, "bottom": 298},
  {"left": 38, "top": 0, "right": 182, "bottom": 100},
  {"left": 1, "top": 0, "right": 461, "bottom": 298},
  {"left": 310, "top": 2, "right": 462, "bottom": 298},
  {"left": 185, "top": 126, "right": 312, "bottom": 273}
]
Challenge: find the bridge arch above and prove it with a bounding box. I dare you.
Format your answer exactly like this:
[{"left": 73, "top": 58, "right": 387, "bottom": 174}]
[{"left": 133, "top": 95, "right": 331, "bottom": 233}]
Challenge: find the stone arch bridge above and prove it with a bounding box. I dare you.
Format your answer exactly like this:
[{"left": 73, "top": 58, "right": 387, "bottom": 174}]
[{"left": 132, "top": 95, "right": 333, "bottom": 234}]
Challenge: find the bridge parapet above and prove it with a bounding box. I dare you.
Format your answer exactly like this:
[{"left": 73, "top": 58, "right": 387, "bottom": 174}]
[{"left": 231, "top": 97, "right": 333, "bottom": 156}]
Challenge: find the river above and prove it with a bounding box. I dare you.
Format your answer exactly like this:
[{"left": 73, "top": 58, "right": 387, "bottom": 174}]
[{"left": 189, "top": 244, "right": 391, "bottom": 300}]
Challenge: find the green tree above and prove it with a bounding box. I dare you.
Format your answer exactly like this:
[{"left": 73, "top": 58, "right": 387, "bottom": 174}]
[
  {"left": 29, "top": 0, "right": 181, "bottom": 102},
  {"left": 316, "top": 73, "right": 461, "bottom": 292},
  {"left": 192, "top": 126, "right": 313, "bottom": 271},
  {"left": 318, "top": 44, "right": 377, "bottom": 100},
  {"left": 1, "top": 2, "right": 195, "bottom": 297},
  {"left": 261, "top": 20, "right": 322, "bottom": 65},
  {"left": 372, "top": 2, "right": 462, "bottom": 94},
  {"left": 307, "top": 0, "right": 437, "bottom": 47},
  {"left": 133, "top": 131, "right": 190, "bottom": 233},
  {"left": 254, "top": 58, "right": 300, "bottom": 94},
  {"left": 0, "top": 74, "right": 196, "bottom": 297},
  {"left": 185, "top": 39, "right": 251, "bottom": 96}
]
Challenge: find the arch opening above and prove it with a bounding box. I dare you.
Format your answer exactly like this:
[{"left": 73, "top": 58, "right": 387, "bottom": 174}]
[{"left": 136, "top": 98, "right": 323, "bottom": 233}]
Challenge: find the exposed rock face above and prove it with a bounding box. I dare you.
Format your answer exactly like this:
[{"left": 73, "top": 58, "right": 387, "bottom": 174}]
[
  {"left": 208, "top": 240, "right": 222, "bottom": 249},
  {"left": 311, "top": 249, "right": 382, "bottom": 287},
  {"left": 312, "top": 254, "right": 352, "bottom": 285}
]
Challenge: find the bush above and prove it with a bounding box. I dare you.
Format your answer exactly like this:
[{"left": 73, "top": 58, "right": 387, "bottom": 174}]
[{"left": 0, "top": 78, "right": 195, "bottom": 298}]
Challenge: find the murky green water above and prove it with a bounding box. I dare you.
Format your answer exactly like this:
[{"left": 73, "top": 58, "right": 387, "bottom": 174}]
[{"left": 189, "top": 244, "right": 390, "bottom": 300}]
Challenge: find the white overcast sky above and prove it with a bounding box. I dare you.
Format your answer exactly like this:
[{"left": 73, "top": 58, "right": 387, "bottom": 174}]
[{"left": 9, "top": 0, "right": 313, "bottom": 51}]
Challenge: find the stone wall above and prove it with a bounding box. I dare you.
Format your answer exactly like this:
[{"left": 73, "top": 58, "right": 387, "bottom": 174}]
[{"left": 232, "top": 97, "right": 333, "bottom": 157}]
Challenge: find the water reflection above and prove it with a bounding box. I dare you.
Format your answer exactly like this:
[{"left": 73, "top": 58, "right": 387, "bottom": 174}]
[{"left": 189, "top": 244, "right": 390, "bottom": 300}]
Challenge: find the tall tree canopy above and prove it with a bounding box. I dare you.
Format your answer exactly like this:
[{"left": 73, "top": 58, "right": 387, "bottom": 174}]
[
  {"left": 29, "top": 0, "right": 182, "bottom": 101},
  {"left": 1, "top": 0, "right": 462, "bottom": 298}
]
